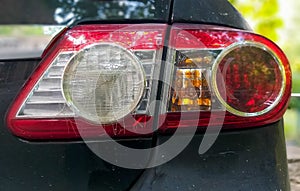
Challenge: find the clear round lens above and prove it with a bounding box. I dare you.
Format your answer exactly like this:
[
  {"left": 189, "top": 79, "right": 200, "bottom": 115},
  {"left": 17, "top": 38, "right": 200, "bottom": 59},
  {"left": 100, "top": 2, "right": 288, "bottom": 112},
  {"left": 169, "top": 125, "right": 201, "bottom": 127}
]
[
  {"left": 212, "top": 42, "right": 286, "bottom": 117},
  {"left": 63, "top": 43, "right": 145, "bottom": 124}
]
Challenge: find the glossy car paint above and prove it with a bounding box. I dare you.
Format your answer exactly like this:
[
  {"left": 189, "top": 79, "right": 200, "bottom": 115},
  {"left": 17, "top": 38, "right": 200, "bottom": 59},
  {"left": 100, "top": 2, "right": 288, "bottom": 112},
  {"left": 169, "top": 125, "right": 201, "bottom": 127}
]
[
  {"left": 0, "top": 0, "right": 289, "bottom": 190},
  {"left": 0, "top": 0, "right": 249, "bottom": 29}
]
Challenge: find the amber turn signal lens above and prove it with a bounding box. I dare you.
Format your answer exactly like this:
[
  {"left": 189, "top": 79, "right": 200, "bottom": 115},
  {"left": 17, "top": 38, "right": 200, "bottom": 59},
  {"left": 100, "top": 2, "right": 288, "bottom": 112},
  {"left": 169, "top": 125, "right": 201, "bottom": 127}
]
[{"left": 169, "top": 51, "right": 215, "bottom": 112}]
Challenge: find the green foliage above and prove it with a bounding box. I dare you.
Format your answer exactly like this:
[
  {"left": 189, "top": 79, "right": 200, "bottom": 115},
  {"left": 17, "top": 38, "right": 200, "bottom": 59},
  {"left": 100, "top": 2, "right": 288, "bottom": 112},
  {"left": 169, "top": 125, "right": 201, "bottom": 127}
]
[
  {"left": 229, "top": 0, "right": 283, "bottom": 41},
  {"left": 0, "top": 26, "right": 44, "bottom": 36}
]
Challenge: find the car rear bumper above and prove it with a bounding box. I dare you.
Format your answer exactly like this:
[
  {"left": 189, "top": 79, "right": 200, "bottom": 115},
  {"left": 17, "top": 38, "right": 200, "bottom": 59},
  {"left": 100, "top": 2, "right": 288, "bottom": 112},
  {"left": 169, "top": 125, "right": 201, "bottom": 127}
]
[
  {"left": 0, "top": 114, "right": 290, "bottom": 190},
  {"left": 130, "top": 120, "right": 290, "bottom": 191}
]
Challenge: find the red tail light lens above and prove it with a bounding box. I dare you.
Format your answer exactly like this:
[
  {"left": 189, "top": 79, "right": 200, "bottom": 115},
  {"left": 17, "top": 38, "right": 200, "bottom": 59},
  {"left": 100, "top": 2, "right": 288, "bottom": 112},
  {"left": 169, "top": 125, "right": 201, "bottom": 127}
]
[
  {"left": 159, "top": 24, "right": 291, "bottom": 132},
  {"left": 212, "top": 41, "right": 285, "bottom": 116},
  {"left": 6, "top": 24, "right": 167, "bottom": 140},
  {"left": 6, "top": 24, "right": 291, "bottom": 141}
]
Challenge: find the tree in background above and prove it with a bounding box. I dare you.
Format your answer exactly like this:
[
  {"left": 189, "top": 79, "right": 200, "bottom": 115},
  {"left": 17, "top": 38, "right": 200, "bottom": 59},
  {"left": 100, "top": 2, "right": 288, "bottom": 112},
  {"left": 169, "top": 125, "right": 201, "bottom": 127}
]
[
  {"left": 229, "top": 0, "right": 283, "bottom": 42},
  {"left": 229, "top": 0, "right": 300, "bottom": 97}
]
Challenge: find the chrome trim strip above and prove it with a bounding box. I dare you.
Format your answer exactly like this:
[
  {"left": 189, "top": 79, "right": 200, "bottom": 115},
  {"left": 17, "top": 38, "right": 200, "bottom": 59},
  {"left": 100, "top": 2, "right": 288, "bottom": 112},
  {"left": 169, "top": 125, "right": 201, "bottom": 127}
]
[{"left": 292, "top": 93, "right": 300, "bottom": 97}]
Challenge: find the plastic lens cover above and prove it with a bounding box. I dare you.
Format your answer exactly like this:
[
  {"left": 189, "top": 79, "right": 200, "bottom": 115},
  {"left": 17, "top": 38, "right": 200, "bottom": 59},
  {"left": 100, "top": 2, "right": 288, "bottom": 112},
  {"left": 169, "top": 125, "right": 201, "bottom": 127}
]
[
  {"left": 63, "top": 43, "right": 145, "bottom": 124},
  {"left": 212, "top": 42, "right": 285, "bottom": 116}
]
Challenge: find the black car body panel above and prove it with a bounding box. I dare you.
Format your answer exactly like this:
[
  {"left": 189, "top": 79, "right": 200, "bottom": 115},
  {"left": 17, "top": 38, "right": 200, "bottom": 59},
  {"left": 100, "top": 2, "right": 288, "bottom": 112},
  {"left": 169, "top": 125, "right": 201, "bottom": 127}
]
[
  {"left": 0, "top": 0, "right": 249, "bottom": 30},
  {"left": 172, "top": 0, "right": 250, "bottom": 29},
  {"left": 131, "top": 121, "right": 290, "bottom": 191},
  {"left": 0, "top": 0, "right": 171, "bottom": 25},
  {"left": 0, "top": 0, "right": 289, "bottom": 190}
]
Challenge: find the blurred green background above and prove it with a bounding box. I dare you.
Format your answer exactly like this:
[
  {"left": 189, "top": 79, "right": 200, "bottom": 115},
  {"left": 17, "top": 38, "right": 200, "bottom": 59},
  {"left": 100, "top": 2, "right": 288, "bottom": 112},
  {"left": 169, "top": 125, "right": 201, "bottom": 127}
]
[{"left": 230, "top": 0, "right": 300, "bottom": 143}]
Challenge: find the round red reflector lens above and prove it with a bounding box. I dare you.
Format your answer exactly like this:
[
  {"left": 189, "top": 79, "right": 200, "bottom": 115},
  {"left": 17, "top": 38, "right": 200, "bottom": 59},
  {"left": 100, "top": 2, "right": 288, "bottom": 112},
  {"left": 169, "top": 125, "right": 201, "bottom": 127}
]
[{"left": 212, "top": 41, "right": 286, "bottom": 117}]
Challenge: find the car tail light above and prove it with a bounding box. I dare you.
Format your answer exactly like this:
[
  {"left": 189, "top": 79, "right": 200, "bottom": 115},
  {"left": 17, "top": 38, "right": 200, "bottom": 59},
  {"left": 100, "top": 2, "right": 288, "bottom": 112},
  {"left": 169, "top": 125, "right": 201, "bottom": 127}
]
[
  {"left": 6, "top": 24, "right": 291, "bottom": 141},
  {"left": 6, "top": 24, "right": 167, "bottom": 140},
  {"left": 159, "top": 24, "right": 291, "bottom": 132}
]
